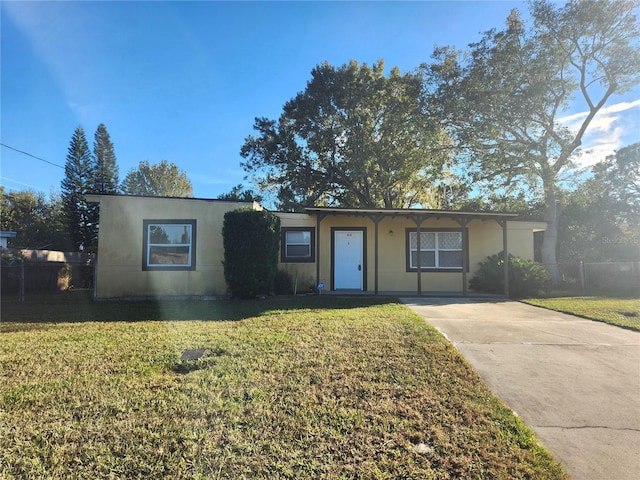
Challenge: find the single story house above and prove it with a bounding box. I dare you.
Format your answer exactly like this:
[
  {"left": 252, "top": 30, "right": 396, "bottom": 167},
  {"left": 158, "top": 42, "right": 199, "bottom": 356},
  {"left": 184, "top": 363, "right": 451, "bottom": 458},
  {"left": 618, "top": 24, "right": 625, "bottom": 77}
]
[{"left": 86, "top": 194, "right": 546, "bottom": 299}]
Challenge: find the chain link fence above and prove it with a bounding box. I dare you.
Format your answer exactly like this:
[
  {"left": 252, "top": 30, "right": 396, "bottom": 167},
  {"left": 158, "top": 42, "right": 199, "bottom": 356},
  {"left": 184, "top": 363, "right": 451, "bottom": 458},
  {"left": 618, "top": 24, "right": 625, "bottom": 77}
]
[
  {"left": 552, "top": 261, "right": 640, "bottom": 296},
  {"left": 1, "top": 249, "right": 94, "bottom": 301}
]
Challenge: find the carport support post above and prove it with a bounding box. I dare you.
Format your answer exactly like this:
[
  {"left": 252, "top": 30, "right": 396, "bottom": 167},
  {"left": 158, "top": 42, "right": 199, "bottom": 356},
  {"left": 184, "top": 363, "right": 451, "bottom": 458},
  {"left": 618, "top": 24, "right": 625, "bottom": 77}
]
[
  {"left": 497, "top": 219, "right": 510, "bottom": 297},
  {"left": 455, "top": 218, "right": 469, "bottom": 297},
  {"left": 367, "top": 214, "right": 384, "bottom": 295},
  {"left": 315, "top": 213, "right": 327, "bottom": 289},
  {"left": 410, "top": 215, "right": 424, "bottom": 295}
]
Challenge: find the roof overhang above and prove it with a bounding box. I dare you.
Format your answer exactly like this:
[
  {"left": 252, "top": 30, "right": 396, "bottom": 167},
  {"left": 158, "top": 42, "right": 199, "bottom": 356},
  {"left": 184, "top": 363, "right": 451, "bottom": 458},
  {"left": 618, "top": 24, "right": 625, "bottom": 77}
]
[{"left": 304, "top": 207, "right": 520, "bottom": 222}]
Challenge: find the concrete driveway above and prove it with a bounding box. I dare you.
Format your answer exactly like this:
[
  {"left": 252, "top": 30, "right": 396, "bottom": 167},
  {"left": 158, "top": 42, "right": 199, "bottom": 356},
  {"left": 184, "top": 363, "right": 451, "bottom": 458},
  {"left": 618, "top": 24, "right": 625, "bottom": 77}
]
[{"left": 401, "top": 297, "right": 640, "bottom": 480}]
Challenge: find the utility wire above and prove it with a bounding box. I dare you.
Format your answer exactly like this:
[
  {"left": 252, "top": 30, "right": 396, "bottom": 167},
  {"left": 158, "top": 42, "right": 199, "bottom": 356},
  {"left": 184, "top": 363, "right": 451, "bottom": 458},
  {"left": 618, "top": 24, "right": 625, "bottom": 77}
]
[{"left": 1, "top": 142, "right": 64, "bottom": 169}]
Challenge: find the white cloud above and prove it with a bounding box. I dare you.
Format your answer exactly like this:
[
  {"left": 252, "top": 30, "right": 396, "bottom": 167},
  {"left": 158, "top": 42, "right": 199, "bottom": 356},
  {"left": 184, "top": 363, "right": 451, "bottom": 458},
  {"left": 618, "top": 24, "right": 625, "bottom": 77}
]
[
  {"left": 558, "top": 98, "right": 640, "bottom": 126},
  {"left": 558, "top": 98, "right": 640, "bottom": 167}
]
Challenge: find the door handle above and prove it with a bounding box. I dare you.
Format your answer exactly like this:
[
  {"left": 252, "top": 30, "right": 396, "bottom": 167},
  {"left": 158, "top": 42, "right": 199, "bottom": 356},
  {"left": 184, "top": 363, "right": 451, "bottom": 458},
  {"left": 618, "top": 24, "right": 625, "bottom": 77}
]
[{"left": 358, "top": 264, "right": 362, "bottom": 271}]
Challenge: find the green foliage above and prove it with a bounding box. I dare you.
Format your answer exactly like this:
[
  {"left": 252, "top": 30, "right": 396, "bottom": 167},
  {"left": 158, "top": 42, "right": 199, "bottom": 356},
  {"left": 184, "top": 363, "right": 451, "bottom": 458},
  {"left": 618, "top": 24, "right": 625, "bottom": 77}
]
[
  {"left": 222, "top": 209, "right": 280, "bottom": 298},
  {"left": 523, "top": 297, "right": 640, "bottom": 331},
  {"left": 0, "top": 188, "right": 68, "bottom": 250},
  {"left": 426, "top": 0, "right": 640, "bottom": 279},
  {"left": 9, "top": 124, "right": 118, "bottom": 251},
  {"left": 216, "top": 183, "right": 262, "bottom": 203},
  {"left": 61, "top": 126, "right": 98, "bottom": 251},
  {"left": 273, "top": 269, "right": 294, "bottom": 295},
  {"left": 470, "top": 252, "right": 550, "bottom": 298},
  {"left": 91, "top": 123, "right": 119, "bottom": 194},
  {"left": 558, "top": 142, "right": 640, "bottom": 262},
  {"left": 121, "top": 160, "right": 193, "bottom": 197},
  {"left": 241, "top": 60, "right": 449, "bottom": 211},
  {"left": 604, "top": 142, "right": 640, "bottom": 223}
]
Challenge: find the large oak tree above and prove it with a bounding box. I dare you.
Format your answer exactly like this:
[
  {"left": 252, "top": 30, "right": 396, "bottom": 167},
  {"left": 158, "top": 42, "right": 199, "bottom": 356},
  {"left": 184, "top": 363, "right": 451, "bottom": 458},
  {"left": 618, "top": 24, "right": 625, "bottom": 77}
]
[
  {"left": 121, "top": 160, "right": 193, "bottom": 197},
  {"left": 241, "top": 60, "right": 450, "bottom": 211},
  {"left": 426, "top": 0, "right": 640, "bottom": 281}
]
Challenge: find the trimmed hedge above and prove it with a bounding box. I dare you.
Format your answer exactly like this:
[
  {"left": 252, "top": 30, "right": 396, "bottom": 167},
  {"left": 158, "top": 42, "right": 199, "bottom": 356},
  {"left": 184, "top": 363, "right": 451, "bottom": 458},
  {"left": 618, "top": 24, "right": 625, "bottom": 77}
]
[
  {"left": 470, "top": 252, "right": 550, "bottom": 298},
  {"left": 222, "top": 209, "right": 280, "bottom": 298},
  {"left": 273, "top": 269, "right": 294, "bottom": 295}
]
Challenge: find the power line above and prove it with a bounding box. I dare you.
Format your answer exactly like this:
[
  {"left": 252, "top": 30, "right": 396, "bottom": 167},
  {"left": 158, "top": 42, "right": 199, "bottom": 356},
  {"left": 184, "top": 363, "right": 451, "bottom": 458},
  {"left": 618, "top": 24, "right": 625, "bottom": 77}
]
[{"left": 1, "top": 143, "right": 64, "bottom": 169}]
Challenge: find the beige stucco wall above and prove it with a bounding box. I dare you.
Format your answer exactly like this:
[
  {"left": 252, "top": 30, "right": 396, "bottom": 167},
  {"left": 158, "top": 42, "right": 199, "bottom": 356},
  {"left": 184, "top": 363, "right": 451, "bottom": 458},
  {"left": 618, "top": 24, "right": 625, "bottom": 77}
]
[
  {"left": 303, "top": 214, "right": 545, "bottom": 293},
  {"left": 90, "top": 194, "right": 544, "bottom": 298},
  {"left": 90, "top": 195, "right": 256, "bottom": 299},
  {"left": 276, "top": 212, "right": 318, "bottom": 292}
]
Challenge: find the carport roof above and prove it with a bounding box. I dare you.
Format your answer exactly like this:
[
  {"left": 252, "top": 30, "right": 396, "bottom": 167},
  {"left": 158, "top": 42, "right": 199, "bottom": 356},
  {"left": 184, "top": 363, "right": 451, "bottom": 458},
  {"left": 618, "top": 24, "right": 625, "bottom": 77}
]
[{"left": 304, "top": 206, "right": 520, "bottom": 221}]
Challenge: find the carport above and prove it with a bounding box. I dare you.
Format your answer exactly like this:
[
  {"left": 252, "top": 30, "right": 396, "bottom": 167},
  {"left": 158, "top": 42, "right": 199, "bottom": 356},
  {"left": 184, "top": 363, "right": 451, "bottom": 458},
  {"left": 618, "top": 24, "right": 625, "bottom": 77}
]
[{"left": 307, "top": 207, "right": 519, "bottom": 296}]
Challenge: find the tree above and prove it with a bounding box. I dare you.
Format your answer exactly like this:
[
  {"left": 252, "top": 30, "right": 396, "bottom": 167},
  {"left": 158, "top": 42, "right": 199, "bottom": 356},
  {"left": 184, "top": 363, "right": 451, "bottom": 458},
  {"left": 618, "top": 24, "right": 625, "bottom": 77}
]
[
  {"left": 0, "top": 188, "right": 67, "bottom": 250},
  {"left": 121, "top": 160, "right": 193, "bottom": 197},
  {"left": 217, "top": 184, "right": 262, "bottom": 203},
  {"left": 91, "top": 123, "right": 119, "bottom": 194},
  {"left": 593, "top": 142, "right": 640, "bottom": 226},
  {"left": 61, "top": 126, "right": 97, "bottom": 251},
  {"left": 241, "top": 60, "right": 450, "bottom": 211},
  {"left": 558, "top": 142, "right": 640, "bottom": 262},
  {"left": 426, "top": 0, "right": 640, "bottom": 281}
]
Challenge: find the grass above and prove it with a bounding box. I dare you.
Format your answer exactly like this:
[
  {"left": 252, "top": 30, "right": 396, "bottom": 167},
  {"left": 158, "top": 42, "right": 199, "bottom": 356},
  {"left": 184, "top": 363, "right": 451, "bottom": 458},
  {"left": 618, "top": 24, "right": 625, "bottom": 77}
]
[
  {"left": 522, "top": 296, "right": 640, "bottom": 331},
  {"left": 1, "top": 292, "right": 566, "bottom": 479}
]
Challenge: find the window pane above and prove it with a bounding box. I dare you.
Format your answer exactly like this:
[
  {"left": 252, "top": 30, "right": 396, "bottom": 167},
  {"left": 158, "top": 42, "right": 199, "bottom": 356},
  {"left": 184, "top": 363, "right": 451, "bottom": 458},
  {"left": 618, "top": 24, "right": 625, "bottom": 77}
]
[
  {"left": 149, "top": 224, "right": 191, "bottom": 244},
  {"left": 149, "top": 246, "right": 190, "bottom": 265},
  {"left": 438, "top": 232, "right": 462, "bottom": 249},
  {"left": 439, "top": 251, "right": 462, "bottom": 268},
  {"left": 286, "top": 231, "right": 310, "bottom": 244},
  {"left": 411, "top": 251, "right": 435, "bottom": 268},
  {"left": 420, "top": 232, "right": 435, "bottom": 249},
  {"left": 410, "top": 232, "right": 435, "bottom": 249},
  {"left": 410, "top": 232, "right": 417, "bottom": 249},
  {"left": 287, "top": 244, "right": 310, "bottom": 257}
]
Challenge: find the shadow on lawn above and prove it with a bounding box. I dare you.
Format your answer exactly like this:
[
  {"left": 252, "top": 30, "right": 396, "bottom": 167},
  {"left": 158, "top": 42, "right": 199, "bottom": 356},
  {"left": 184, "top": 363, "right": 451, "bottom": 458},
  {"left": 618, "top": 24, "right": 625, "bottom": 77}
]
[{"left": 1, "top": 290, "right": 401, "bottom": 327}]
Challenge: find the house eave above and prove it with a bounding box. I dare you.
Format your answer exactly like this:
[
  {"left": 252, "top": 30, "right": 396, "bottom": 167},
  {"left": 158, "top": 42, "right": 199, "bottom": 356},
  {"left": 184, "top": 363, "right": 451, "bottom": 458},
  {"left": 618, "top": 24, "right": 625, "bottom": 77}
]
[{"left": 304, "top": 206, "right": 520, "bottom": 221}]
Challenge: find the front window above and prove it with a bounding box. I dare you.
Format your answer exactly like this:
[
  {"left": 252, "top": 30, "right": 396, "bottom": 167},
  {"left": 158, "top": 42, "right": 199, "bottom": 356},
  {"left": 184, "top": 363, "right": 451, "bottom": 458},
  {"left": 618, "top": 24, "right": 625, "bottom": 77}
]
[
  {"left": 143, "top": 220, "right": 196, "bottom": 270},
  {"left": 407, "top": 230, "right": 463, "bottom": 270},
  {"left": 281, "top": 227, "right": 315, "bottom": 263}
]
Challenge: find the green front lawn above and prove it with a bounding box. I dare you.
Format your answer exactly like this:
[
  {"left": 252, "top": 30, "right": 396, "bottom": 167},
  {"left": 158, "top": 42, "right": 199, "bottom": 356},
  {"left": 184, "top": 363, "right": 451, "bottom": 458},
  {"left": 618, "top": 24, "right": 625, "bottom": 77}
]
[
  {"left": 1, "top": 294, "right": 566, "bottom": 479},
  {"left": 523, "top": 296, "right": 640, "bottom": 331}
]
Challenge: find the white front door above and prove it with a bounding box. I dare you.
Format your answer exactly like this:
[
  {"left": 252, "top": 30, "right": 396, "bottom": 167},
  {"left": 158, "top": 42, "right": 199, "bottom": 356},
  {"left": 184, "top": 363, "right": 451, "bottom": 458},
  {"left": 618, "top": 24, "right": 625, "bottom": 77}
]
[{"left": 334, "top": 230, "right": 363, "bottom": 290}]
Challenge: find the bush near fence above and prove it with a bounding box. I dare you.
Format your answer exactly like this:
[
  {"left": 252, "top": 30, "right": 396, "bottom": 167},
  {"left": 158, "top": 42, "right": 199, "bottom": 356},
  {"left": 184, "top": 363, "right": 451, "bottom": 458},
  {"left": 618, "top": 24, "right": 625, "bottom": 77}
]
[{"left": 1, "top": 249, "right": 94, "bottom": 296}]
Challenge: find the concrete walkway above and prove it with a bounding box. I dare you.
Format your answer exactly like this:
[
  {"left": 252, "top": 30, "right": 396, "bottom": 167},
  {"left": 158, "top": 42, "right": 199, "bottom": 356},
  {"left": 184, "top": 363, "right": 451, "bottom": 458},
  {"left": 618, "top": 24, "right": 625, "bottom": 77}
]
[{"left": 401, "top": 297, "right": 640, "bottom": 480}]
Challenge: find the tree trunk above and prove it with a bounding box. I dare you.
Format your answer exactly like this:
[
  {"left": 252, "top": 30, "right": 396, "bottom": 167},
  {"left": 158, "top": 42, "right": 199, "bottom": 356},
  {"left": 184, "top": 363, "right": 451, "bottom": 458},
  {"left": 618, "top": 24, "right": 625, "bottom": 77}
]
[{"left": 541, "top": 182, "right": 561, "bottom": 284}]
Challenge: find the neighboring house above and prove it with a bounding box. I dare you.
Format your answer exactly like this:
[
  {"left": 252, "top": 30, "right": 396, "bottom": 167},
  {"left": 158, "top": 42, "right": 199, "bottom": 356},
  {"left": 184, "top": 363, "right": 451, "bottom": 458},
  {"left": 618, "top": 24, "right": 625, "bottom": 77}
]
[
  {"left": 0, "top": 231, "right": 17, "bottom": 248},
  {"left": 87, "top": 194, "right": 545, "bottom": 299}
]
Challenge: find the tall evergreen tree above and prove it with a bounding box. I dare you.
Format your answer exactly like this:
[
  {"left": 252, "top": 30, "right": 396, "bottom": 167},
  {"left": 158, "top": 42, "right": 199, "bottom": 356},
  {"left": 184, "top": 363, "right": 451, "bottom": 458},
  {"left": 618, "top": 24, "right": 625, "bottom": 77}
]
[
  {"left": 61, "top": 126, "right": 96, "bottom": 251},
  {"left": 92, "top": 123, "right": 119, "bottom": 194}
]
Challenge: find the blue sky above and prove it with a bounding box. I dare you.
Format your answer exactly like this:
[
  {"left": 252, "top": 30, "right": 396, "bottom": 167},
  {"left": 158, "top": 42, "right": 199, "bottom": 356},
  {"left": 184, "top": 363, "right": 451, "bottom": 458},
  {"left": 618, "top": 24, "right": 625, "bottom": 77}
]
[{"left": 2, "top": 1, "right": 639, "bottom": 199}]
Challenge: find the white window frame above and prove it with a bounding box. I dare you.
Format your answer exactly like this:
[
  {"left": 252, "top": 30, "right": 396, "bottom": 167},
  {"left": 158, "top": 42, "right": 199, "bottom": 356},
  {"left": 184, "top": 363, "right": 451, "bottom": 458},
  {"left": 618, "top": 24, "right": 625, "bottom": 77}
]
[
  {"left": 143, "top": 220, "right": 196, "bottom": 271},
  {"left": 281, "top": 227, "right": 315, "bottom": 263},
  {"left": 407, "top": 230, "right": 464, "bottom": 270}
]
